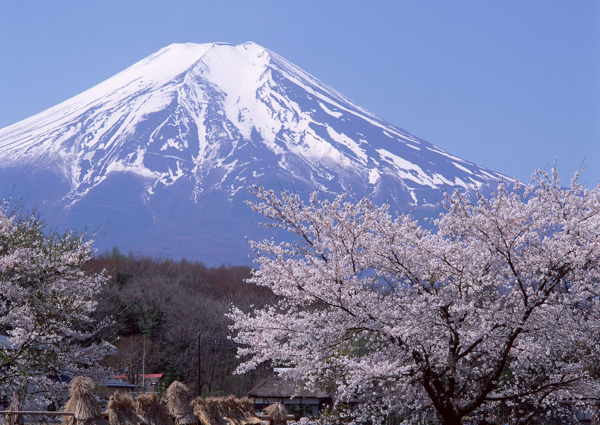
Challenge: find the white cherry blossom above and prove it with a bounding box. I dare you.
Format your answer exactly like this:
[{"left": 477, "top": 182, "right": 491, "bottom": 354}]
[
  {"left": 0, "top": 203, "right": 112, "bottom": 401},
  {"left": 230, "top": 169, "right": 600, "bottom": 424}
]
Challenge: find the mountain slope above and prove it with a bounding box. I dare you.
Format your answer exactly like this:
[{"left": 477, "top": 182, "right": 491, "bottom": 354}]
[{"left": 0, "top": 42, "right": 510, "bottom": 264}]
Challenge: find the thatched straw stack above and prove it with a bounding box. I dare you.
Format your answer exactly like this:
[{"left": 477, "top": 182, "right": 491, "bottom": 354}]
[
  {"left": 190, "top": 400, "right": 212, "bottom": 425},
  {"left": 108, "top": 392, "right": 146, "bottom": 425},
  {"left": 166, "top": 381, "right": 198, "bottom": 425},
  {"left": 192, "top": 396, "right": 261, "bottom": 425},
  {"left": 135, "top": 392, "right": 174, "bottom": 425},
  {"left": 264, "top": 403, "right": 288, "bottom": 425},
  {"left": 63, "top": 377, "right": 108, "bottom": 425}
]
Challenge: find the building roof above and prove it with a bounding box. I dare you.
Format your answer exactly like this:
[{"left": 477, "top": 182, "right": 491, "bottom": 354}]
[
  {"left": 104, "top": 380, "right": 139, "bottom": 388},
  {"left": 114, "top": 373, "right": 164, "bottom": 379},
  {"left": 248, "top": 373, "right": 330, "bottom": 399}
]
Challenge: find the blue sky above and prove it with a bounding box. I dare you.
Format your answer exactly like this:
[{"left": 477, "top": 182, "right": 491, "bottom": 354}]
[{"left": 0, "top": 0, "right": 598, "bottom": 184}]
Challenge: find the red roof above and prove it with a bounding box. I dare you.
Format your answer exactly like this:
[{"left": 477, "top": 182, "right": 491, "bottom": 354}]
[{"left": 114, "top": 374, "right": 164, "bottom": 379}]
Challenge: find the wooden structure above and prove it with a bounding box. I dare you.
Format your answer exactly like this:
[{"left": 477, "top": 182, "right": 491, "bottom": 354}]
[{"left": 247, "top": 370, "right": 331, "bottom": 417}]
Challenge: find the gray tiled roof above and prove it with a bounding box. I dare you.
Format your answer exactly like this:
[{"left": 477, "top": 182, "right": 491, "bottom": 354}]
[
  {"left": 104, "top": 379, "right": 139, "bottom": 388},
  {"left": 248, "top": 373, "right": 329, "bottom": 399}
]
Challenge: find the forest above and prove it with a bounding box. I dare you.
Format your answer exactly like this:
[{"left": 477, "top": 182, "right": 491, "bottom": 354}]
[{"left": 85, "top": 248, "right": 274, "bottom": 396}]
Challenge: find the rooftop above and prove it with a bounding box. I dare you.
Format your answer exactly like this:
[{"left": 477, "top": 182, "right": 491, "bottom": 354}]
[{"left": 248, "top": 373, "right": 329, "bottom": 399}]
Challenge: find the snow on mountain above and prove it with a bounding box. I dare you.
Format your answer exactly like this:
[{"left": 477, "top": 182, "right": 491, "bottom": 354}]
[{"left": 0, "top": 42, "right": 511, "bottom": 264}]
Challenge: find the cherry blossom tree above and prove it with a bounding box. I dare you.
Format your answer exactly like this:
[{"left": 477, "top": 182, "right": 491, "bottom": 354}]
[
  {"left": 230, "top": 169, "right": 600, "bottom": 425},
  {"left": 0, "top": 202, "right": 113, "bottom": 401}
]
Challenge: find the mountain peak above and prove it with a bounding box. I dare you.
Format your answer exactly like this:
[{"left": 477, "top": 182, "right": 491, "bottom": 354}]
[
  {"left": 156, "top": 41, "right": 269, "bottom": 57},
  {"left": 0, "top": 42, "right": 511, "bottom": 263},
  {"left": 154, "top": 41, "right": 271, "bottom": 65}
]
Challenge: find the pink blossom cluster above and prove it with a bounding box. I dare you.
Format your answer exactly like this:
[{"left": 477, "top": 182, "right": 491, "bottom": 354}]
[
  {"left": 230, "top": 168, "right": 600, "bottom": 424},
  {"left": 0, "top": 205, "right": 113, "bottom": 402}
]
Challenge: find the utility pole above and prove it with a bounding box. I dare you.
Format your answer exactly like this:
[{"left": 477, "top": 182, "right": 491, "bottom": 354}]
[
  {"left": 141, "top": 320, "right": 150, "bottom": 392},
  {"left": 142, "top": 334, "right": 146, "bottom": 391},
  {"left": 197, "top": 334, "right": 203, "bottom": 397},
  {"left": 196, "top": 334, "right": 247, "bottom": 397}
]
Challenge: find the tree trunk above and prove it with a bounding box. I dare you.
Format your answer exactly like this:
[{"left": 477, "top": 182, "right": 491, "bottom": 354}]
[
  {"left": 439, "top": 412, "right": 462, "bottom": 425},
  {"left": 7, "top": 391, "right": 23, "bottom": 425}
]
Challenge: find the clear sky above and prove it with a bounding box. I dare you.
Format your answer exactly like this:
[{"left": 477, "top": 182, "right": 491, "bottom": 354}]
[{"left": 1, "top": 0, "right": 598, "bottom": 185}]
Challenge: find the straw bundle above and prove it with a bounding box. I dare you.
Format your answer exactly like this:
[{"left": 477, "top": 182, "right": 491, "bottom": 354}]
[
  {"left": 108, "top": 392, "right": 146, "bottom": 425},
  {"left": 166, "top": 381, "right": 198, "bottom": 425},
  {"left": 135, "top": 392, "right": 174, "bottom": 425},
  {"left": 192, "top": 396, "right": 261, "bottom": 425},
  {"left": 190, "top": 401, "right": 212, "bottom": 425},
  {"left": 63, "top": 377, "right": 108, "bottom": 425},
  {"left": 264, "top": 403, "right": 288, "bottom": 425}
]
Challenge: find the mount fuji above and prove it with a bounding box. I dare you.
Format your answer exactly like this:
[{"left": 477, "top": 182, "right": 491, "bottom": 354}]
[{"left": 0, "top": 42, "right": 510, "bottom": 264}]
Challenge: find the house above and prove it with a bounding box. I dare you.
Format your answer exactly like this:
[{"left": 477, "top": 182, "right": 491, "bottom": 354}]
[
  {"left": 248, "top": 369, "right": 332, "bottom": 417},
  {"left": 99, "top": 379, "right": 139, "bottom": 398},
  {"left": 113, "top": 373, "right": 164, "bottom": 392}
]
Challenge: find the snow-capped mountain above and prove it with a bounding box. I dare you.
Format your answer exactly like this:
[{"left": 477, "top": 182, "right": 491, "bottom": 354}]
[{"left": 0, "top": 42, "right": 510, "bottom": 264}]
